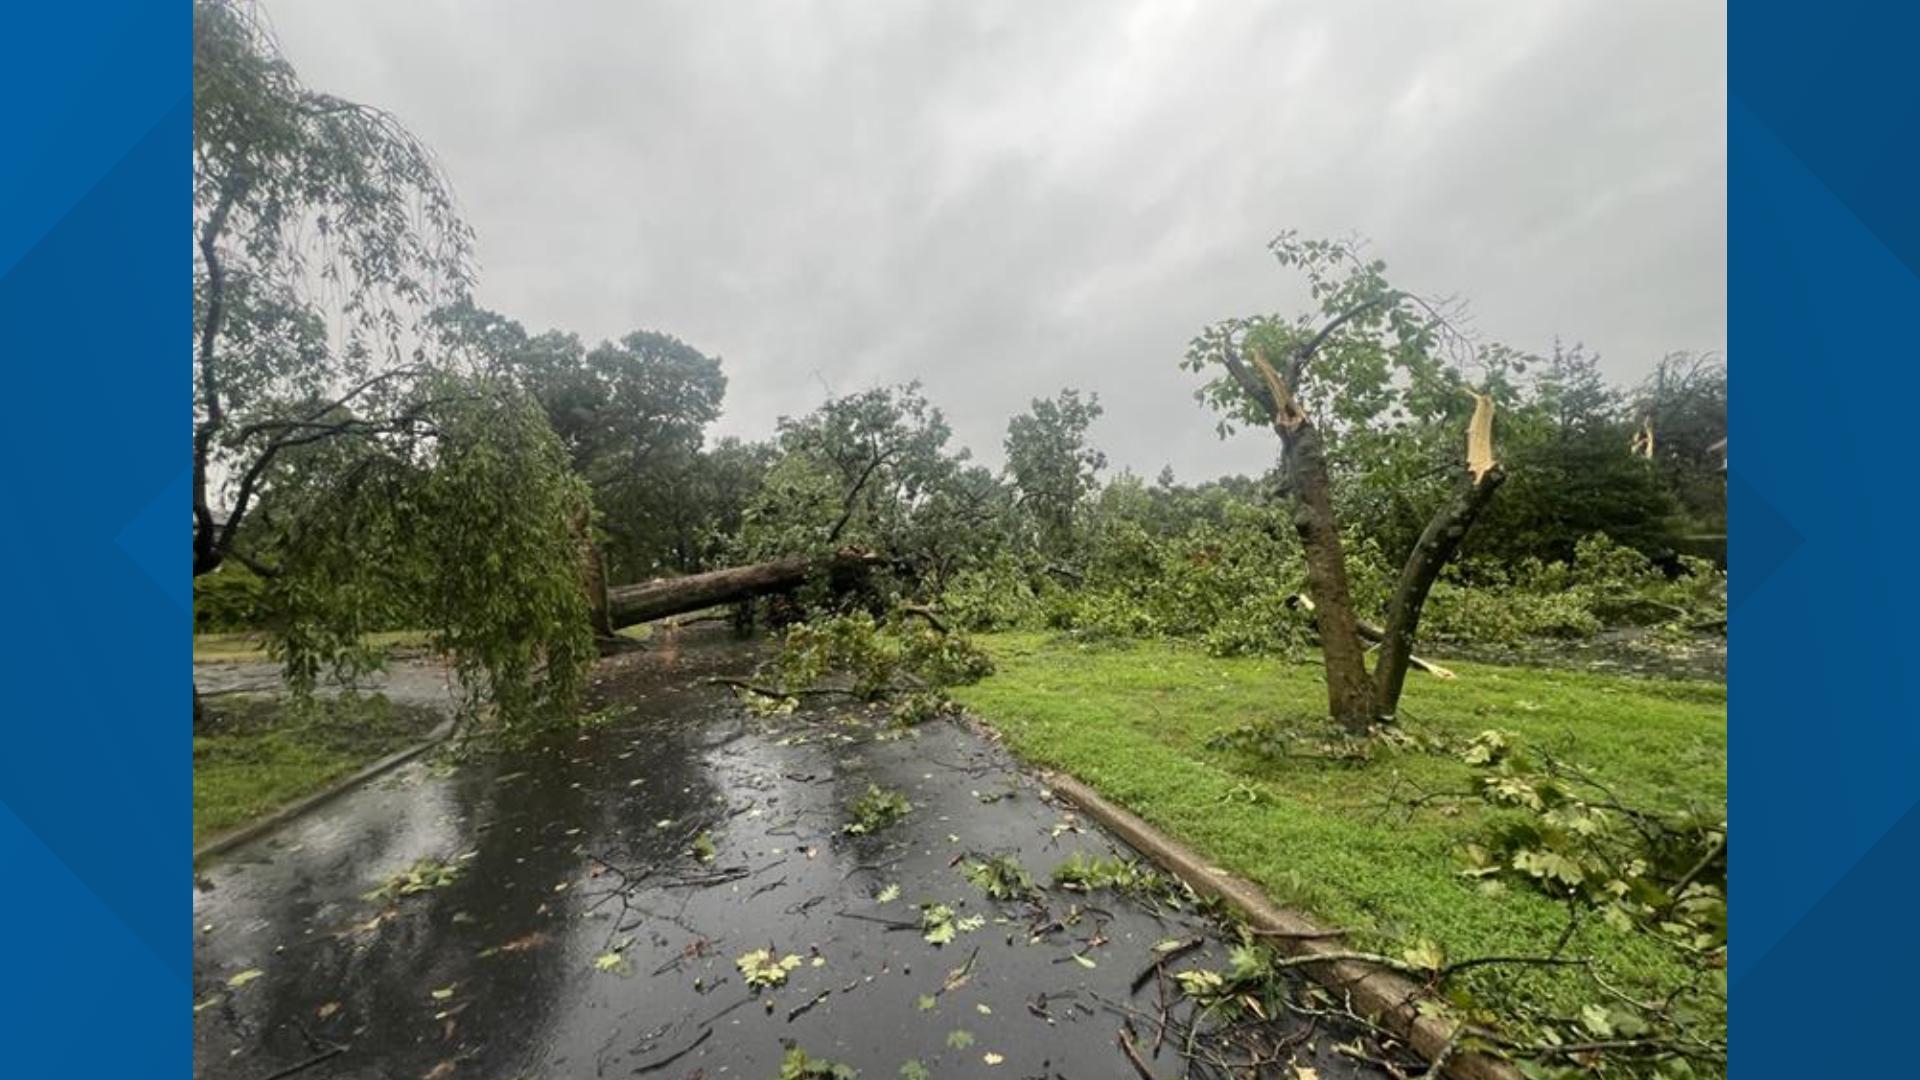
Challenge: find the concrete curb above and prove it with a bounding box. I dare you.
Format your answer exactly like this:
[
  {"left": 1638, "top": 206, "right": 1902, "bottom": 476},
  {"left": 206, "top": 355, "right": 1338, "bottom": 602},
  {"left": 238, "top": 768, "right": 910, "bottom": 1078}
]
[
  {"left": 193, "top": 718, "right": 456, "bottom": 866},
  {"left": 1039, "top": 770, "right": 1522, "bottom": 1080}
]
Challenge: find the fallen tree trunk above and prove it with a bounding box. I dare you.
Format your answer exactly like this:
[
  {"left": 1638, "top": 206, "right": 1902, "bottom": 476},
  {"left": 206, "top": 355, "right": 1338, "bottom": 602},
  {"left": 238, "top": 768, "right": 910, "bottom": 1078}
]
[{"left": 606, "top": 549, "right": 886, "bottom": 629}]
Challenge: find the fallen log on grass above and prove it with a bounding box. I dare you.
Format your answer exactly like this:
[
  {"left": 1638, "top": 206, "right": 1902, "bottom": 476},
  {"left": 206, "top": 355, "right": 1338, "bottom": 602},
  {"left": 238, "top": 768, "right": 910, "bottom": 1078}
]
[{"left": 606, "top": 549, "right": 887, "bottom": 629}]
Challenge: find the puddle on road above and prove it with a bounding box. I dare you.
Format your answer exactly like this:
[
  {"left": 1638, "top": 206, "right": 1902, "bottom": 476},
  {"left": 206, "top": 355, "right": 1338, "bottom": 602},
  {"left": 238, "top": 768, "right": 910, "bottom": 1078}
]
[{"left": 194, "top": 632, "right": 1392, "bottom": 1079}]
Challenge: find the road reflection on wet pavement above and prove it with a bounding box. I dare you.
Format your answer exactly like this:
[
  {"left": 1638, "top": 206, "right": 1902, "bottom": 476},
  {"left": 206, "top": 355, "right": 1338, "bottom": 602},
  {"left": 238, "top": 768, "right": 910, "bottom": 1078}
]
[{"left": 193, "top": 627, "right": 1387, "bottom": 1079}]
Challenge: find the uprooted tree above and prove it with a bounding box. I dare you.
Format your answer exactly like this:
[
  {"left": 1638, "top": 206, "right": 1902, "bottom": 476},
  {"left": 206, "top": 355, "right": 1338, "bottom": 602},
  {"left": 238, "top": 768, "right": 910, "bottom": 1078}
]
[
  {"left": 605, "top": 549, "right": 887, "bottom": 629},
  {"left": 1185, "top": 233, "right": 1512, "bottom": 730}
]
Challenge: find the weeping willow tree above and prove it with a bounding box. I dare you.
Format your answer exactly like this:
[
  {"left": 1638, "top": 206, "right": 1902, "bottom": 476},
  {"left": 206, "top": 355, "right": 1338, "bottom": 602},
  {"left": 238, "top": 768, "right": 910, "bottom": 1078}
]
[
  {"left": 193, "top": 0, "right": 592, "bottom": 733},
  {"left": 261, "top": 378, "right": 596, "bottom": 736}
]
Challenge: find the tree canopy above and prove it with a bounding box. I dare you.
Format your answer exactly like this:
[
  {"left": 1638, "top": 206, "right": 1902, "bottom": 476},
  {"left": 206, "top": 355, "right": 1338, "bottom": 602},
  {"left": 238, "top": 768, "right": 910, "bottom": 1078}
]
[
  {"left": 429, "top": 300, "right": 732, "bottom": 579},
  {"left": 193, "top": 0, "right": 592, "bottom": 730},
  {"left": 1004, "top": 389, "right": 1106, "bottom": 557}
]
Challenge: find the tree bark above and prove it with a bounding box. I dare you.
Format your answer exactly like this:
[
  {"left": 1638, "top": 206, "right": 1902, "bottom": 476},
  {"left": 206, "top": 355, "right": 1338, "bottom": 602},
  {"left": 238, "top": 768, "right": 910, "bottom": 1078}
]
[
  {"left": 1371, "top": 466, "right": 1504, "bottom": 718},
  {"left": 1223, "top": 346, "right": 1373, "bottom": 730},
  {"left": 1281, "top": 421, "right": 1376, "bottom": 729},
  {"left": 605, "top": 550, "right": 886, "bottom": 629}
]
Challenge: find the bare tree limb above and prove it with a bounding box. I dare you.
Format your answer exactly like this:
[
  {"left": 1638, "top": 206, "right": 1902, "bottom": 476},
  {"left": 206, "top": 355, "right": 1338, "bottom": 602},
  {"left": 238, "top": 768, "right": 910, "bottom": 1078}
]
[
  {"left": 826, "top": 444, "right": 903, "bottom": 543},
  {"left": 1284, "top": 292, "right": 1403, "bottom": 384}
]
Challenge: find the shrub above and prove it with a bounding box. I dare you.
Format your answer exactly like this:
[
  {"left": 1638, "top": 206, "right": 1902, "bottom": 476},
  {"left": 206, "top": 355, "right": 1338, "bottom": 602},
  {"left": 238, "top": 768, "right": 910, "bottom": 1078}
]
[{"left": 194, "top": 565, "right": 271, "bottom": 632}]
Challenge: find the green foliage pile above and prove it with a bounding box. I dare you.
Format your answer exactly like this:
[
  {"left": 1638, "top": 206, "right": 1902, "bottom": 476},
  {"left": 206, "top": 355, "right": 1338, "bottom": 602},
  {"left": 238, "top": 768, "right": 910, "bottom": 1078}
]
[
  {"left": 944, "top": 499, "right": 1310, "bottom": 656},
  {"left": 961, "top": 853, "right": 1037, "bottom": 901},
  {"left": 1072, "top": 499, "right": 1315, "bottom": 656},
  {"left": 735, "top": 947, "right": 804, "bottom": 989},
  {"left": 940, "top": 553, "right": 1052, "bottom": 633},
  {"left": 944, "top": 515, "right": 1723, "bottom": 659},
  {"left": 778, "top": 1047, "right": 856, "bottom": 1080},
  {"left": 771, "top": 610, "right": 994, "bottom": 711},
  {"left": 1423, "top": 537, "right": 1726, "bottom": 644},
  {"left": 1168, "top": 941, "right": 1285, "bottom": 1017},
  {"left": 1050, "top": 851, "right": 1180, "bottom": 904},
  {"left": 1456, "top": 731, "right": 1726, "bottom": 957},
  {"left": 363, "top": 855, "right": 464, "bottom": 903},
  {"left": 1170, "top": 725, "right": 1729, "bottom": 1074},
  {"left": 843, "top": 784, "right": 912, "bottom": 836}
]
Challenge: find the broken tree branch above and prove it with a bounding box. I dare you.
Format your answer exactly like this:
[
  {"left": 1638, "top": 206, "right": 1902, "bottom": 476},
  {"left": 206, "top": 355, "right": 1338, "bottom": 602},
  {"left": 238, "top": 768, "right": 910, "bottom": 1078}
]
[
  {"left": 1371, "top": 394, "right": 1504, "bottom": 717},
  {"left": 1286, "top": 595, "right": 1456, "bottom": 681}
]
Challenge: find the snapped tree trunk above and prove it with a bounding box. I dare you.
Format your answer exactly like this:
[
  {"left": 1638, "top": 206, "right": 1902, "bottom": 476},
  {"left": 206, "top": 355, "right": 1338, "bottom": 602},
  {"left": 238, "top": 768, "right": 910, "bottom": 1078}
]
[
  {"left": 1370, "top": 465, "right": 1503, "bottom": 717},
  {"left": 1370, "top": 391, "right": 1504, "bottom": 718},
  {"left": 1225, "top": 338, "right": 1503, "bottom": 733},
  {"left": 1226, "top": 347, "right": 1373, "bottom": 730},
  {"left": 1280, "top": 421, "right": 1376, "bottom": 730},
  {"left": 605, "top": 549, "right": 886, "bottom": 629}
]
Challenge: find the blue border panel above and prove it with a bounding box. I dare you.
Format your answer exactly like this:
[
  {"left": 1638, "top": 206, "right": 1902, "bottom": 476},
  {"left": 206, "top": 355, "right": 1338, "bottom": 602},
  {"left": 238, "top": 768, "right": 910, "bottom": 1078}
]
[
  {"left": 1732, "top": 2, "right": 1920, "bottom": 1076},
  {"left": 0, "top": 2, "right": 188, "bottom": 1072}
]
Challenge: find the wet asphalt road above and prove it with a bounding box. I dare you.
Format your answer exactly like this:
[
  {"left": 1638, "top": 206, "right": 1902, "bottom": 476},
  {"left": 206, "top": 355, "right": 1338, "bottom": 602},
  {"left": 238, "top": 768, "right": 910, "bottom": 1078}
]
[
  {"left": 196, "top": 655, "right": 464, "bottom": 711},
  {"left": 193, "top": 629, "right": 1385, "bottom": 1080}
]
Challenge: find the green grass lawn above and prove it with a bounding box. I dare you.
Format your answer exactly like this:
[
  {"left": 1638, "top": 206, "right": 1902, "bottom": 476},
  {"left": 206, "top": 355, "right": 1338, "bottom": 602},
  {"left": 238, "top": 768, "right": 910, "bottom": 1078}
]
[
  {"left": 195, "top": 623, "right": 651, "bottom": 663},
  {"left": 192, "top": 629, "right": 438, "bottom": 663},
  {"left": 952, "top": 632, "right": 1726, "bottom": 1034},
  {"left": 193, "top": 693, "right": 444, "bottom": 846}
]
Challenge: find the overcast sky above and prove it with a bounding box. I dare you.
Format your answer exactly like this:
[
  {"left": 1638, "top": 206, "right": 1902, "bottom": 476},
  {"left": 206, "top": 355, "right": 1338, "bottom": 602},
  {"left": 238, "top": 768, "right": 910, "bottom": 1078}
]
[{"left": 267, "top": 0, "right": 1725, "bottom": 480}]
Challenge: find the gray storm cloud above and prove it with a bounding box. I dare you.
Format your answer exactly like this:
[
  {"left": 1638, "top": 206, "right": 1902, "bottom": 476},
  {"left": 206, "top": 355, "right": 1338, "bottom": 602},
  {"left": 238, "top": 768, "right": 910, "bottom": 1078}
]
[{"left": 266, "top": 0, "right": 1725, "bottom": 479}]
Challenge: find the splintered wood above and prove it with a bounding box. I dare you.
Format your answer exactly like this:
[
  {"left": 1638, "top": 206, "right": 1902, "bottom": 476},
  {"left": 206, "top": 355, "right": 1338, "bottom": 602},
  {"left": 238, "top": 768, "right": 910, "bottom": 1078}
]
[
  {"left": 1466, "top": 392, "right": 1496, "bottom": 482},
  {"left": 1249, "top": 347, "right": 1305, "bottom": 429},
  {"left": 1631, "top": 416, "right": 1656, "bottom": 459}
]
